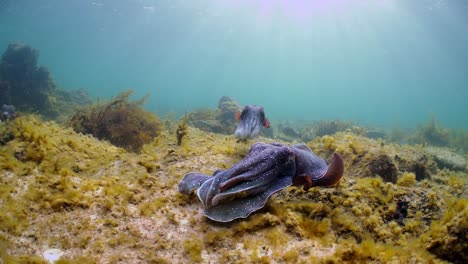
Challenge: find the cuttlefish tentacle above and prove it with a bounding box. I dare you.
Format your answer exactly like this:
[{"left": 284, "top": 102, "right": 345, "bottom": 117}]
[
  {"left": 203, "top": 144, "right": 295, "bottom": 209},
  {"left": 218, "top": 162, "right": 274, "bottom": 192},
  {"left": 205, "top": 153, "right": 296, "bottom": 222},
  {"left": 178, "top": 172, "right": 212, "bottom": 195},
  {"left": 212, "top": 165, "right": 284, "bottom": 206},
  {"left": 222, "top": 143, "right": 270, "bottom": 177},
  {"left": 218, "top": 144, "right": 285, "bottom": 191},
  {"left": 211, "top": 181, "right": 269, "bottom": 207}
]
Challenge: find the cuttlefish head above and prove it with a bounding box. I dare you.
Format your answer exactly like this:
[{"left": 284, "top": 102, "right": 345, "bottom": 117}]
[{"left": 291, "top": 143, "right": 344, "bottom": 191}]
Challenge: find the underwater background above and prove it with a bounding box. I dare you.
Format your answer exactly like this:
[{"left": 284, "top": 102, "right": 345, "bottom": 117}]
[
  {"left": 1, "top": 0, "right": 467, "bottom": 129},
  {"left": 1, "top": 1, "right": 468, "bottom": 263}
]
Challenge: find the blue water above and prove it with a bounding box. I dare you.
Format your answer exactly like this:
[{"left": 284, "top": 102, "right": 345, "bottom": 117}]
[{"left": 1, "top": 0, "right": 467, "bottom": 128}]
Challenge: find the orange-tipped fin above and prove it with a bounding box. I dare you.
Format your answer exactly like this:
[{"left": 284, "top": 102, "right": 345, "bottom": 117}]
[
  {"left": 303, "top": 175, "right": 312, "bottom": 191},
  {"left": 264, "top": 118, "right": 270, "bottom": 128},
  {"left": 235, "top": 111, "right": 241, "bottom": 122},
  {"left": 315, "top": 153, "right": 344, "bottom": 187}
]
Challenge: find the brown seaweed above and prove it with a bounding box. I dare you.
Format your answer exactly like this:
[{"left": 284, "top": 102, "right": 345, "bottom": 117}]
[
  {"left": 176, "top": 114, "right": 189, "bottom": 146},
  {"left": 67, "top": 90, "right": 161, "bottom": 152}
]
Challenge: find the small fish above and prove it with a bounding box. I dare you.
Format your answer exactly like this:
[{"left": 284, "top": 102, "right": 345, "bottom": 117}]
[{"left": 234, "top": 105, "right": 270, "bottom": 140}]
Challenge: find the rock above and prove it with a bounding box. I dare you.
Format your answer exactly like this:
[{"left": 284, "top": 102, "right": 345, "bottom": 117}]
[
  {"left": 43, "top": 248, "right": 64, "bottom": 263},
  {"left": 366, "top": 130, "right": 386, "bottom": 139},
  {"left": 427, "top": 209, "right": 468, "bottom": 264},
  {"left": 217, "top": 96, "right": 240, "bottom": 125},
  {"left": 368, "top": 154, "right": 398, "bottom": 183},
  {"left": 425, "top": 147, "right": 466, "bottom": 171},
  {"left": 188, "top": 96, "right": 240, "bottom": 135},
  {"left": 190, "top": 120, "right": 226, "bottom": 134}
]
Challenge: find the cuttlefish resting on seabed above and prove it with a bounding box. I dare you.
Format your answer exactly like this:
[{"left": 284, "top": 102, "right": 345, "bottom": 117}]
[
  {"left": 234, "top": 105, "right": 270, "bottom": 140},
  {"left": 178, "top": 142, "right": 344, "bottom": 222}
]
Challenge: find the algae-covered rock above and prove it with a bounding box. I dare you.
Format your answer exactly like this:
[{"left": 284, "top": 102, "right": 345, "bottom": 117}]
[
  {"left": 188, "top": 119, "right": 225, "bottom": 134},
  {"left": 425, "top": 146, "right": 467, "bottom": 171},
  {"left": 0, "top": 115, "right": 466, "bottom": 263},
  {"left": 309, "top": 133, "right": 437, "bottom": 182},
  {"left": 310, "top": 120, "right": 356, "bottom": 137},
  {"left": 217, "top": 96, "right": 240, "bottom": 126},
  {"left": 426, "top": 199, "right": 468, "bottom": 264},
  {"left": 410, "top": 114, "right": 450, "bottom": 147},
  {"left": 368, "top": 154, "right": 398, "bottom": 183},
  {"left": 188, "top": 96, "right": 239, "bottom": 135},
  {"left": 67, "top": 90, "right": 162, "bottom": 152}
]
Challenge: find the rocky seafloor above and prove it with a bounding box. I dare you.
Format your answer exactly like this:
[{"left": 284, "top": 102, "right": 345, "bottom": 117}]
[{"left": 0, "top": 116, "right": 467, "bottom": 264}]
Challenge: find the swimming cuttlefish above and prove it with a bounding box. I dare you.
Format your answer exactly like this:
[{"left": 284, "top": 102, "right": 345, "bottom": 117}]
[
  {"left": 234, "top": 105, "right": 270, "bottom": 140},
  {"left": 178, "top": 142, "right": 344, "bottom": 222},
  {"left": 1, "top": 104, "right": 16, "bottom": 122}
]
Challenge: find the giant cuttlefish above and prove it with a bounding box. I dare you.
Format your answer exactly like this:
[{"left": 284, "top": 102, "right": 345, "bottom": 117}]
[
  {"left": 234, "top": 105, "right": 270, "bottom": 140},
  {"left": 178, "top": 142, "right": 344, "bottom": 222},
  {"left": 1, "top": 104, "right": 16, "bottom": 122}
]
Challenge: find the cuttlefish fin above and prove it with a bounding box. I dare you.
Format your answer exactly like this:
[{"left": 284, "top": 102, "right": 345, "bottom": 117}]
[
  {"left": 303, "top": 175, "right": 312, "bottom": 191},
  {"left": 314, "top": 153, "right": 344, "bottom": 187},
  {"left": 235, "top": 112, "right": 241, "bottom": 122}
]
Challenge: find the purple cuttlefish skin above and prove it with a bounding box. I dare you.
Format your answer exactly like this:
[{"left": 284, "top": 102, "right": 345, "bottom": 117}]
[
  {"left": 1, "top": 104, "right": 16, "bottom": 122},
  {"left": 234, "top": 105, "right": 270, "bottom": 140},
  {"left": 178, "top": 142, "right": 344, "bottom": 222}
]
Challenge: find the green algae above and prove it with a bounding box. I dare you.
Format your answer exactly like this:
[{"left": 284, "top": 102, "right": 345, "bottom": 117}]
[
  {"left": 0, "top": 114, "right": 466, "bottom": 263},
  {"left": 182, "top": 238, "right": 204, "bottom": 262}
]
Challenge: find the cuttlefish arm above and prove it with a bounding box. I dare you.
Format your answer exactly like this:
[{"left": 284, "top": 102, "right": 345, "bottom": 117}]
[
  {"left": 217, "top": 143, "right": 284, "bottom": 191},
  {"left": 202, "top": 143, "right": 295, "bottom": 209},
  {"left": 198, "top": 146, "right": 296, "bottom": 222},
  {"left": 179, "top": 143, "right": 296, "bottom": 222},
  {"left": 178, "top": 172, "right": 215, "bottom": 195},
  {"left": 291, "top": 143, "right": 344, "bottom": 190}
]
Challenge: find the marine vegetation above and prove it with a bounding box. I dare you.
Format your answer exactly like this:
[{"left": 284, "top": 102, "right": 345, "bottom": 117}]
[
  {"left": 0, "top": 116, "right": 466, "bottom": 263},
  {"left": 176, "top": 114, "right": 189, "bottom": 146},
  {"left": 67, "top": 90, "right": 162, "bottom": 152},
  {"left": 448, "top": 128, "right": 468, "bottom": 153},
  {"left": 411, "top": 114, "right": 449, "bottom": 147},
  {"left": 273, "top": 119, "right": 363, "bottom": 143},
  {"left": 311, "top": 119, "right": 357, "bottom": 137},
  {"left": 387, "top": 116, "right": 468, "bottom": 158},
  {"left": 0, "top": 42, "right": 57, "bottom": 117},
  {"left": 0, "top": 43, "right": 93, "bottom": 120}
]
